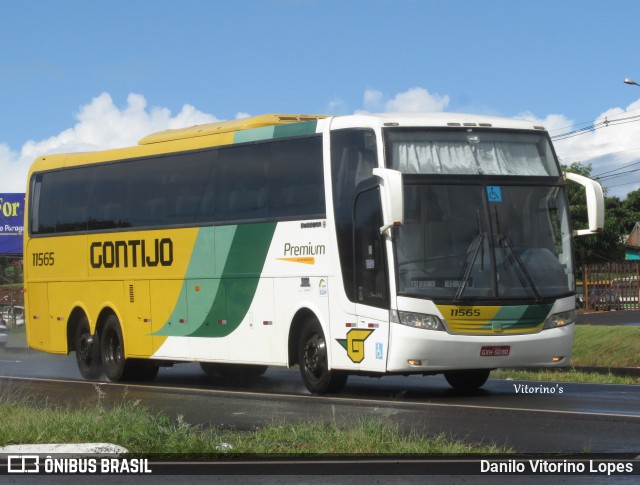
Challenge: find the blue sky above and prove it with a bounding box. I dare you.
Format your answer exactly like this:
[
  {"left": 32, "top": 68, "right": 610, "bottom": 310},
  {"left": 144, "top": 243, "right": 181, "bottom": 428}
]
[{"left": 3, "top": 0, "right": 640, "bottom": 197}]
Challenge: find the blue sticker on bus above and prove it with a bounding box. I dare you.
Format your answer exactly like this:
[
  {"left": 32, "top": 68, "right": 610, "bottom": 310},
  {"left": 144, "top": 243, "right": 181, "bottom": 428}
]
[
  {"left": 487, "top": 186, "right": 502, "bottom": 202},
  {"left": 376, "top": 342, "right": 383, "bottom": 359}
]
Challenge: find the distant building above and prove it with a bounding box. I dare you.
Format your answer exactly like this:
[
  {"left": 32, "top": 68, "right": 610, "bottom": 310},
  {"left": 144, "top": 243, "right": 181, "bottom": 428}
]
[{"left": 625, "top": 222, "right": 640, "bottom": 260}]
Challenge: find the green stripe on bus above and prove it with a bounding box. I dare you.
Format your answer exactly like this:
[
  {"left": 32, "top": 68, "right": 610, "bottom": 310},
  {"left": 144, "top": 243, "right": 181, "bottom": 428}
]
[
  {"left": 233, "top": 126, "right": 275, "bottom": 143},
  {"left": 153, "top": 222, "right": 277, "bottom": 338},
  {"left": 232, "top": 120, "right": 318, "bottom": 144},
  {"left": 273, "top": 120, "right": 318, "bottom": 138},
  {"left": 481, "top": 303, "right": 553, "bottom": 330}
]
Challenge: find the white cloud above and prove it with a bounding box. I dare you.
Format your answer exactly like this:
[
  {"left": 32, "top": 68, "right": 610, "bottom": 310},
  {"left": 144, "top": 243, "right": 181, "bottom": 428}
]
[
  {"left": 517, "top": 101, "right": 640, "bottom": 198},
  {"left": 385, "top": 87, "right": 450, "bottom": 113},
  {"left": 327, "top": 97, "right": 348, "bottom": 114},
  {"left": 362, "top": 88, "right": 384, "bottom": 112},
  {"left": 0, "top": 93, "right": 219, "bottom": 192},
  {"left": 359, "top": 86, "right": 450, "bottom": 114}
]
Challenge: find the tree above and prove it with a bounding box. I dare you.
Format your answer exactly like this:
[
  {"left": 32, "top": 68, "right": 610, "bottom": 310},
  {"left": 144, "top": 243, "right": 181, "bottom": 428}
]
[
  {"left": 562, "top": 162, "right": 627, "bottom": 267},
  {"left": 622, "top": 188, "right": 640, "bottom": 227}
]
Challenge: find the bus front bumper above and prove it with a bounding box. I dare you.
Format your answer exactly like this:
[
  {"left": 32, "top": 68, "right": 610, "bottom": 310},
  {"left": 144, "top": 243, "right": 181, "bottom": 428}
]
[{"left": 386, "top": 322, "right": 574, "bottom": 372}]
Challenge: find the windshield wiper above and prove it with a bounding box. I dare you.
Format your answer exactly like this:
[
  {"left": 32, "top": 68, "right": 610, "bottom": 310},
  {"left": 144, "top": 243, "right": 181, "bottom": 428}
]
[
  {"left": 454, "top": 232, "right": 485, "bottom": 301},
  {"left": 494, "top": 208, "right": 542, "bottom": 302}
]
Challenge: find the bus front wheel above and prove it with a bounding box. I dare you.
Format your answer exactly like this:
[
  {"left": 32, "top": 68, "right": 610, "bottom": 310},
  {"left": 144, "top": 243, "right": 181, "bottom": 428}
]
[
  {"left": 298, "top": 318, "right": 347, "bottom": 395},
  {"left": 74, "top": 316, "right": 102, "bottom": 380},
  {"left": 444, "top": 369, "right": 490, "bottom": 391}
]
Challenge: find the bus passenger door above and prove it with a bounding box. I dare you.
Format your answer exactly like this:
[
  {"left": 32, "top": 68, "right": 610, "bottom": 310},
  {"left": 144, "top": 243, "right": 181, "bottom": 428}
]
[{"left": 353, "top": 187, "right": 390, "bottom": 372}]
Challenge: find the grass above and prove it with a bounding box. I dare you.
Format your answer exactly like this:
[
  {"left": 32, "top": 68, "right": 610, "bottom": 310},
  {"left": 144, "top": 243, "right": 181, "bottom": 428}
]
[
  {"left": 0, "top": 387, "right": 509, "bottom": 455},
  {"left": 492, "top": 368, "right": 640, "bottom": 385},
  {"left": 571, "top": 325, "right": 640, "bottom": 367},
  {"left": 492, "top": 324, "right": 640, "bottom": 384}
]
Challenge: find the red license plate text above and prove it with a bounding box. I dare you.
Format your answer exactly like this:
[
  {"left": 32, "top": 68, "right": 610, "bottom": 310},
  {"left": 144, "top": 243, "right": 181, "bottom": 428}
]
[{"left": 480, "top": 345, "right": 510, "bottom": 357}]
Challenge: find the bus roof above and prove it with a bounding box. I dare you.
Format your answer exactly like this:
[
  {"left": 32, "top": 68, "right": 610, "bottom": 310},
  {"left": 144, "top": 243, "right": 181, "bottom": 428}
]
[
  {"left": 139, "top": 112, "right": 548, "bottom": 146},
  {"left": 327, "top": 112, "right": 548, "bottom": 132},
  {"left": 28, "top": 112, "right": 549, "bottom": 174},
  {"left": 138, "top": 114, "right": 327, "bottom": 145}
]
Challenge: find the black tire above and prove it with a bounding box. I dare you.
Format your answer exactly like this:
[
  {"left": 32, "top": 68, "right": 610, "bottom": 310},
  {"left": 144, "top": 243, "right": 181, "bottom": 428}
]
[
  {"left": 444, "top": 369, "right": 490, "bottom": 391},
  {"left": 74, "top": 316, "right": 103, "bottom": 380},
  {"left": 100, "top": 315, "right": 137, "bottom": 382},
  {"left": 298, "top": 317, "right": 347, "bottom": 395},
  {"left": 200, "top": 362, "right": 268, "bottom": 380}
]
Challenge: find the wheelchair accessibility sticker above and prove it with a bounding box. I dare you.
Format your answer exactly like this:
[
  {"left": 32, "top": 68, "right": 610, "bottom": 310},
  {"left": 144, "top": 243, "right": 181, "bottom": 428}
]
[{"left": 487, "top": 186, "right": 502, "bottom": 202}]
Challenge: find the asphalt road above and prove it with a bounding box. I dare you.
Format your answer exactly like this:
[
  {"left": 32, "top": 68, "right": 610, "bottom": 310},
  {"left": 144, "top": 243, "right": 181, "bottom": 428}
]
[
  {"left": 1, "top": 349, "right": 639, "bottom": 455},
  {"left": 577, "top": 310, "right": 640, "bottom": 326}
]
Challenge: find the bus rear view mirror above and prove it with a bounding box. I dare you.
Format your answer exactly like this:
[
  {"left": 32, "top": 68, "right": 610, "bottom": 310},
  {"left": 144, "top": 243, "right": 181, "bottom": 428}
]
[
  {"left": 564, "top": 172, "right": 605, "bottom": 236},
  {"left": 373, "top": 168, "right": 404, "bottom": 235}
]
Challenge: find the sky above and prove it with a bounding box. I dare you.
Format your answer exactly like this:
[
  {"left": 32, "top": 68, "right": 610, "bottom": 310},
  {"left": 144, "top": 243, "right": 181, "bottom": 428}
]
[{"left": 3, "top": 0, "right": 640, "bottom": 198}]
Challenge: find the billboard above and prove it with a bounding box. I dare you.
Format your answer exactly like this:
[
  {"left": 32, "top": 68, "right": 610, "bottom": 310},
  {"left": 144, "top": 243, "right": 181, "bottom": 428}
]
[{"left": 0, "top": 193, "right": 25, "bottom": 255}]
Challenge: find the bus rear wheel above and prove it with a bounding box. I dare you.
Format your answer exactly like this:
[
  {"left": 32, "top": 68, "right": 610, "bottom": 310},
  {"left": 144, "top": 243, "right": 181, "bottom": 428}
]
[
  {"left": 444, "top": 369, "right": 490, "bottom": 391},
  {"left": 100, "top": 315, "right": 158, "bottom": 382},
  {"left": 74, "top": 316, "right": 102, "bottom": 380},
  {"left": 298, "top": 318, "right": 347, "bottom": 395},
  {"left": 101, "top": 315, "right": 128, "bottom": 382}
]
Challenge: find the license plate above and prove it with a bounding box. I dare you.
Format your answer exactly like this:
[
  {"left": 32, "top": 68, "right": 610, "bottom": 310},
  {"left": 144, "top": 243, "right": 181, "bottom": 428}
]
[{"left": 480, "top": 345, "right": 510, "bottom": 357}]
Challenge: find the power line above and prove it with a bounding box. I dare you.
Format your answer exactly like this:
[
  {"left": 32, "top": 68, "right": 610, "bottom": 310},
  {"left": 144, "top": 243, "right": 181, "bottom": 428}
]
[
  {"left": 547, "top": 103, "right": 640, "bottom": 134},
  {"left": 563, "top": 146, "right": 640, "bottom": 165},
  {"left": 551, "top": 113, "right": 640, "bottom": 141},
  {"left": 598, "top": 167, "right": 640, "bottom": 181}
]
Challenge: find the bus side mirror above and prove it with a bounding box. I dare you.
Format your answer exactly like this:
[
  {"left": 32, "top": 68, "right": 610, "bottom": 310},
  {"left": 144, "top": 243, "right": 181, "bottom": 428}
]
[
  {"left": 373, "top": 168, "right": 404, "bottom": 235},
  {"left": 564, "top": 172, "right": 605, "bottom": 236}
]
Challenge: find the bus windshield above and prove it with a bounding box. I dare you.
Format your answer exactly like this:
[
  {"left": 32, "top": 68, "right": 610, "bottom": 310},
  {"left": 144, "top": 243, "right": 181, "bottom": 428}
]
[
  {"left": 386, "top": 128, "right": 560, "bottom": 176},
  {"left": 394, "top": 183, "right": 573, "bottom": 302}
]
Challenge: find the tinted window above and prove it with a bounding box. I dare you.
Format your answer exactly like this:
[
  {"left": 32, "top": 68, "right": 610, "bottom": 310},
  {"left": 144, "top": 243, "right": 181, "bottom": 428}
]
[
  {"left": 30, "top": 135, "right": 325, "bottom": 235},
  {"left": 354, "top": 187, "right": 388, "bottom": 307},
  {"left": 269, "top": 137, "right": 325, "bottom": 218},
  {"left": 216, "top": 144, "right": 269, "bottom": 222},
  {"left": 35, "top": 169, "right": 91, "bottom": 233},
  {"left": 330, "top": 129, "right": 378, "bottom": 302}
]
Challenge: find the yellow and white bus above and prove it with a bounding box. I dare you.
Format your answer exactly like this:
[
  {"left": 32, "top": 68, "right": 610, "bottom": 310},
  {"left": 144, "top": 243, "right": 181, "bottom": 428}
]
[{"left": 24, "top": 113, "right": 604, "bottom": 393}]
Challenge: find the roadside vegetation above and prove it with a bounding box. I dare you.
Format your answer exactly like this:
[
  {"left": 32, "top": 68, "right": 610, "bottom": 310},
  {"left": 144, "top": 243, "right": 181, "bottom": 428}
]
[
  {"left": 0, "top": 386, "right": 509, "bottom": 455},
  {"left": 1, "top": 323, "right": 638, "bottom": 453},
  {"left": 571, "top": 324, "right": 640, "bottom": 367},
  {"left": 494, "top": 325, "right": 640, "bottom": 384},
  {"left": 492, "top": 368, "right": 640, "bottom": 385}
]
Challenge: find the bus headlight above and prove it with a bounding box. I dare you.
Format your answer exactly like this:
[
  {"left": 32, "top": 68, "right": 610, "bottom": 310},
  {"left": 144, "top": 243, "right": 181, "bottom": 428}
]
[
  {"left": 391, "top": 310, "right": 444, "bottom": 331},
  {"left": 542, "top": 310, "right": 576, "bottom": 329}
]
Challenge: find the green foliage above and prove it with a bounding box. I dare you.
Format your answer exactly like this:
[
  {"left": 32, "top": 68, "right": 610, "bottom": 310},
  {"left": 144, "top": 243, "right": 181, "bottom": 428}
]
[
  {"left": 0, "top": 388, "right": 509, "bottom": 454},
  {"left": 492, "top": 368, "right": 640, "bottom": 385},
  {"left": 562, "top": 162, "right": 637, "bottom": 266},
  {"left": 494, "top": 324, "right": 640, "bottom": 384},
  {"left": 572, "top": 325, "right": 640, "bottom": 367}
]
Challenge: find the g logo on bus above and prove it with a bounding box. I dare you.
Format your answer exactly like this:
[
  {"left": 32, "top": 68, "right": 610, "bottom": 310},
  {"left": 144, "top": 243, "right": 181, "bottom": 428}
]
[{"left": 336, "top": 329, "right": 373, "bottom": 363}]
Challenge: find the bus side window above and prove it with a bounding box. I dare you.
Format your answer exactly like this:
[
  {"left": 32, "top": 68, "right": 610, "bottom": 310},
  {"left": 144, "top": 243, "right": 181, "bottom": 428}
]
[
  {"left": 354, "top": 187, "right": 388, "bottom": 307},
  {"left": 331, "top": 129, "right": 378, "bottom": 303}
]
